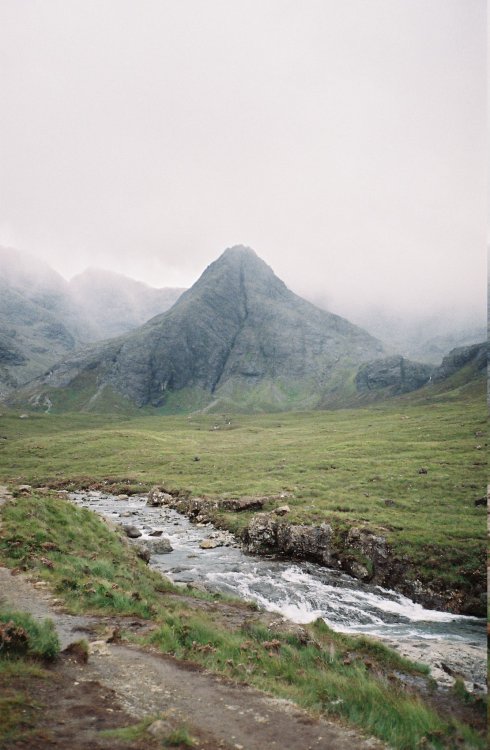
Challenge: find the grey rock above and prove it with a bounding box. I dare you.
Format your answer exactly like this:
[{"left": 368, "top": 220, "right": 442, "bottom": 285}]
[
  {"left": 274, "top": 505, "right": 290, "bottom": 515},
  {"left": 146, "top": 537, "right": 173, "bottom": 554},
  {"left": 432, "top": 342, "right": 487, "bottom": 382},
  {"left": 355, "top": 356, "right": 433, "bottom": 395},
  {"left": 122, "top": 525, "right": 142, "bottom": 539},
  {"left": 200, "top": 538, "right": 222, "bottom": 549}
]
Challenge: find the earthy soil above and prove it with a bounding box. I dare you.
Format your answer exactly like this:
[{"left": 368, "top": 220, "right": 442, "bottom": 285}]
[{"left": 0, "top": 566, "right": 386, "bottom": 750}]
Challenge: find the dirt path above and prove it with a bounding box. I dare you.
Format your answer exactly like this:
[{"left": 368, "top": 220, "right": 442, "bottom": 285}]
[{"left": 0, "top": 566, "right": 385, "bottom": 750}]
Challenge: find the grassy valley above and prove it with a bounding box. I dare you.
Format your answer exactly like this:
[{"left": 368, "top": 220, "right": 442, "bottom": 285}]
[{"left": 0, "top": 382, "right": 486, "bottom": 613}]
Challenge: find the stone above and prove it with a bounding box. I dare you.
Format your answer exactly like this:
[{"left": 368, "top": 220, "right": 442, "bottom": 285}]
[
  {"left": 149, "top": 529, "right": 164, "bottom": 536},
  {"left": 274, "top": 505, "right": 290, "bottom": 515},
  {"left": 146, "top": 537, "right": 173, "bottom": 554},
  {"left": 146, "top": 486, "right": 173, "bottom": 506},
  {"left": 122, "top": 525, "right": 142, "bottom": 538},
  {"left": 418, "top": 467, "right": 428, "bottom": 475},
  {"left": 116, "top": 494, "right": 129, "bottom": 500},
  {"left": 200, "top": 539, "right": 221, "bottom": 549}
]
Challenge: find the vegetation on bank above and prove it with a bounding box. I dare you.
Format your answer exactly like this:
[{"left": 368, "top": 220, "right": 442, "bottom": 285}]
[
  {"left": 0, "top": 608, "right": 59, "bottom": 748},
  {"left": 0, "top": 493, "right": 485, "bottom": 749},
  {"left": 0, "top": 392, "right": 486, "bottom": 603}
]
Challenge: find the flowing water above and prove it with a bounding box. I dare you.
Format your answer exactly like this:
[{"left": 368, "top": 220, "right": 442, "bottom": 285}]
[{"left": 69, "top": 491, "right": 485, "bottom": 651}]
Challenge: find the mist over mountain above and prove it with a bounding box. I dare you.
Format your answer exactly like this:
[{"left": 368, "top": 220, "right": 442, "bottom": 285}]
[
  {"left": 300, "top": 288, "right": 486, "bottom": 366},
  {"left": 15, "top": 246, "right": 386, "bottom": 413},
  {"left": 69, "top": 268, "right": 184, "bottom": 340},
  {"left": 341, "top": 307, "right": 486, "bottom": 365},
  {"left": 0, "top": 247, "right": 184, "bottom": 398}
]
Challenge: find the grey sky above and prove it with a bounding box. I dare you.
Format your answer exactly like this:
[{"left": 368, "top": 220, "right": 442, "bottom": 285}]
[{"left": 0, "top": 0, "right": 486, "bottom": 322}]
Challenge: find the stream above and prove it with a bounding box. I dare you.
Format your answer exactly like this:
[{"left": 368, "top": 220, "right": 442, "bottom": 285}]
[{"left": 69, "top": 491, "right": 485, "bottom": 650}]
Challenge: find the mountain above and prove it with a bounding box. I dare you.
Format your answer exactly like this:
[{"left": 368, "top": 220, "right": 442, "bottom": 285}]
[
  {"left": 0, "top": 247, "right": 86, "bottom": 399},
  {"left": 13, "top": 246, "right": 386, "bottom": 413},
  {"left": 69, "top": 268, "right": 185, "bottom": 340},
  {"left": 0, "top": 247, "right": 185, "bottom": 399}
]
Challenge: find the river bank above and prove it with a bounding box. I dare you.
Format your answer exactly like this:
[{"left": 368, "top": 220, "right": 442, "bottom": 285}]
[
  {"left": 136, "top": 486, "right": 486, "bottom": 618},
  {"left": 67, "top": 487, "right": 487, "bottom": 694}
]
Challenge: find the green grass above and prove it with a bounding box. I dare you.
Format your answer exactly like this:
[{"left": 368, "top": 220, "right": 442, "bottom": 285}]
[
  {"left": 0, "top": 493, "right": 485, "bottom": 750},
  {"left": 0, "top": 609, "right": 59, "bottom": 661},
  {"left": 0, "top": 391, "right": 486, "bottom": 600}
]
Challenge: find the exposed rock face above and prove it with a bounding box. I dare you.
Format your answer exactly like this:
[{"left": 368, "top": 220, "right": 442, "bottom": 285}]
[
  {"left": 16, "top": 246, "right": 385, "bottom": 412},
  {"left": 431, "top": 342, "right": 487, "bottom": 381},
  {"left": 355, "top": 356, "right": 433, "bottom": 395},
  {"left": 242, "top": 514, "right": 474, "bottom": 611},
  {"left": 245, "top": 513, "right": 334, "bottom": 566}
]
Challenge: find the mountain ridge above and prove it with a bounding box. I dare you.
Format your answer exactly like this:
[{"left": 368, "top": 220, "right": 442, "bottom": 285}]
[{"left": 13, "top": 245, "right": 386, "bottom": 412}]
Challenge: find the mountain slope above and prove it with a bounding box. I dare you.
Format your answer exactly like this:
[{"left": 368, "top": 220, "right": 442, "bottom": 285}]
[
  {"left": 15, "top": 246, "right": 385, "bottom": 413},
  {"left": 0, "top": 247, "right": 86, "bottom": 399},
  {"left": 0, "top": 247, "right": 185, "bottom": 400}
]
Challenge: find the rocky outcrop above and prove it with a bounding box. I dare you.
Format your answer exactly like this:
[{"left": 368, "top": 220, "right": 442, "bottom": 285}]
[
  {"left": 355, "top": 356, "right": 433, "bottom": 395},
  {"left": 244, "top": 514, "right": 390, "bottom": 580},
  {"left": 243, "top": 513, "right": 483, "bottom": 615},
  {"left": 432, "top": 342, "right": 487, "bottom": 381}
]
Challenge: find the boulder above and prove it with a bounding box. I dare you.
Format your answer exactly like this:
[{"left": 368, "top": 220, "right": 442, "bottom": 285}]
[
  {"left": 122, "top": 525, "right": 142, "bottom": 539},
  {"left": 245, "top": 513, "right": 333, "bottom": 565},
  {"left": 146, "top": 537, "right": 173, "bottom": 554},
  {"left": 146, "top": 486, "right": 173, "bottom": 506},
  {"left": 274, "top": 505, "right": 290, "bottom": 516},
  {"left": 200, "top": 539, "right": 221, "bottom": 549}
]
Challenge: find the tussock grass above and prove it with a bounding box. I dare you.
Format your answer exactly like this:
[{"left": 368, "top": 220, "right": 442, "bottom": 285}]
[{"left": 0, "top": 609, "right": 59, "bottom": 661}]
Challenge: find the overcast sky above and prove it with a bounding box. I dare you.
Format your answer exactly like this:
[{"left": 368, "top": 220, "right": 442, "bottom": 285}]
[{"left": 0, "top": 0, "right": 486, "bottom": 322}]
